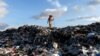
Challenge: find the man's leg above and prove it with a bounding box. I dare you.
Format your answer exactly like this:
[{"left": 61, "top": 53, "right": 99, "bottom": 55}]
[{"left": 49, "top": 22, "right": 53, "bottom": 30}]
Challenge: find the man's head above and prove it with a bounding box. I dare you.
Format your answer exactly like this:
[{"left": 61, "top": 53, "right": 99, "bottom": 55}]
[{"left": 49, "top": 15, "right": 53, "bottom": 19}]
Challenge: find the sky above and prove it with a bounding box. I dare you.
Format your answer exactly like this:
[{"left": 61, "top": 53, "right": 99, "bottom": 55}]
[{"left": 0, "top": 0, "right": 100, "bottom": 30}]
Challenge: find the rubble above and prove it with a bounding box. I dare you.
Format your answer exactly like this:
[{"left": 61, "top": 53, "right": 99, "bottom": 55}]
[{"left": 0, "top": 22, "right": 100, "bottom": 56}]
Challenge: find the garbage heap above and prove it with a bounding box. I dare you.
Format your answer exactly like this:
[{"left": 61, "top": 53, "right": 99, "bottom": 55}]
[{"left": 0, "top": 22, "right": 100, "bottom": 56}]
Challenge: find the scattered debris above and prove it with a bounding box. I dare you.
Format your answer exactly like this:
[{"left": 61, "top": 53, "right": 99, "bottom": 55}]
[{"left": 0, "top": 22, "right": 100, "bottom": 56}]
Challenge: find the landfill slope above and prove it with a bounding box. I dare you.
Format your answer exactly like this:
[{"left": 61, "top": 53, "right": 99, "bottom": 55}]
[{"left": 0, "top": 22, "right": 100, "bottom": 56}]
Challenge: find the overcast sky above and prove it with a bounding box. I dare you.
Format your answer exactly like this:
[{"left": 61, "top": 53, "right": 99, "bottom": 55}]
[{"left": 0, "top": 0, "right": 100, "bottom": 30}]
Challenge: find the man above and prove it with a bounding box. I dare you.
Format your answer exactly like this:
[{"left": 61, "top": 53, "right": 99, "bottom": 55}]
[{"left": 48, "top": 15, "right": 54, "bottom": 29}]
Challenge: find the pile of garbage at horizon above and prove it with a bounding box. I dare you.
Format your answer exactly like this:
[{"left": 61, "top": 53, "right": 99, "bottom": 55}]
[{"left": 0, "top": 22, "right": 100, "bottom": 56}]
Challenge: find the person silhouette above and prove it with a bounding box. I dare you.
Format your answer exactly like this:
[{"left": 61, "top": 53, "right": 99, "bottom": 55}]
[{"left": 48, "top": 15, "right": 54, "bottom": 30}]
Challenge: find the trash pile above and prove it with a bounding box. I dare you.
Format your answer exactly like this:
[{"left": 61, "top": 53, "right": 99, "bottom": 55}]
[{"left": 0, "top": 22, "right": 100, "bottom": 56}]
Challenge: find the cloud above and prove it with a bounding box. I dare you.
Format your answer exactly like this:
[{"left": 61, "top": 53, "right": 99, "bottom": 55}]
[
  {"left": 67, "top": 16, "right": 100, "bottom": 22},
  {"left": 72, "top": 0, "right": 100, "bottom": 12},
  {"left": 84, "top": 16, "right": 100, "bottom": 22},
  {"left": 0, "top": 22, "right": 9, "bottom": 30},
  {"left": 48, "top": 0, "right": 61, "bottom": 7},
  {"left": 0, "top": 0, "right": 8, "bottom": 18},
  {"left": 34, "top": 0, "right": 67, "bottom": 19},
  {"left": 88, "top": 0, "right": 100, "bottom": 5},
  {"left": 73, "top": 5, "right": 85, "bottom": 12},
  {"left": 73, "top": 5, "right": 80, "bottom": 11},
  {"left": 34, "top": 7, "right": 67, "bottom": 19}
]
